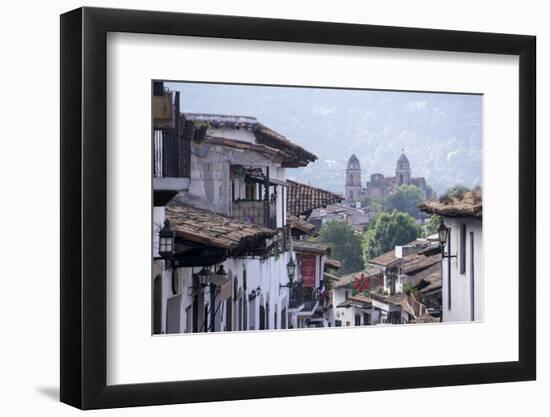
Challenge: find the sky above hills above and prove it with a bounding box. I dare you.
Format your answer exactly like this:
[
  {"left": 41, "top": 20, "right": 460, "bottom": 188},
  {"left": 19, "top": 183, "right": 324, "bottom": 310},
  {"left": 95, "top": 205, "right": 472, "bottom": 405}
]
[{"left": 166, "top": 81, "right": 483, "bottom": 195}]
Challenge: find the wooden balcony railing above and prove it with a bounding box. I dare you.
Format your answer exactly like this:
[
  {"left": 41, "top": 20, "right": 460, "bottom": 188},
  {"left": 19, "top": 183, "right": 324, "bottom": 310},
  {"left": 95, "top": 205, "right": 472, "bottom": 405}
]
[{"left": 232, "top": 200, "right": 277, "bottom": 229}]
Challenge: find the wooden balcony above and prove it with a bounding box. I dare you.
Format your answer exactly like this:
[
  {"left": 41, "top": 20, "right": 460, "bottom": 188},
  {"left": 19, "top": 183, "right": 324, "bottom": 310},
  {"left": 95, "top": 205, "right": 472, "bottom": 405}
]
[{"left": 232, "top": 200, "right": 276, "bottom": 229}]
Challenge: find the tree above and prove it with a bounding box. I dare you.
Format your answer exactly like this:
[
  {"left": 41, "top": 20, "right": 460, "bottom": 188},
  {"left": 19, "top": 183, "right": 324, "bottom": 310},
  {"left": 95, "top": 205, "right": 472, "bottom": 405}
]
[
  {"left": 423, "top": 214, "right": 442, "bottom": 237},
  {"left": 384, "top": 184, "right": 424, "bottom": 218},
  {"left": 364, "top": 210, "right": 421, "bottom": 261},
  {"left": 442, "top": 184, "right": 470, "bottom": 200},
  {"left": 318, "top": 221, "right": 364, "bottom": 275},
  {"left": 360, "top": 195, "right": 373, "bottom": 208}
]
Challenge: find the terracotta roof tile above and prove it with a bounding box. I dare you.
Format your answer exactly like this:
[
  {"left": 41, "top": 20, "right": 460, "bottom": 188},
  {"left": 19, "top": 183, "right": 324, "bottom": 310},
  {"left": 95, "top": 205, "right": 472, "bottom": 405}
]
[
  {"left": 420, "top": 189, "right": 482, "bottom": 219},
  {"left": 287, "top": 180, "right": 344, "bottom": 216},
  {"left": 292, "top": 240, "right": 330, "bottom": 254},
  {"left": 166, "top": 204, "right": 276, "bottom": 250},
  {"left": 287, "top": 214, "right": 317, "bottom": 234},
  {"left": 324, "top": 258, "right": 341, "bottom": 270}
]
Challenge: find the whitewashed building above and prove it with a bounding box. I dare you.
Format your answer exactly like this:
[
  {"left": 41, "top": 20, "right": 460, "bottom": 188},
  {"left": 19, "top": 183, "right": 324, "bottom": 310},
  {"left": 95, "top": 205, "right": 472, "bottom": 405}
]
[
  {"left": 420, "top": 189, "right": 483, "bottom": 322},
  {"left": 152, "top": 83, "right": 343, "bottom": 334},
  {"left": 326, "top": 268, "right": 383, "bottom": 327}
]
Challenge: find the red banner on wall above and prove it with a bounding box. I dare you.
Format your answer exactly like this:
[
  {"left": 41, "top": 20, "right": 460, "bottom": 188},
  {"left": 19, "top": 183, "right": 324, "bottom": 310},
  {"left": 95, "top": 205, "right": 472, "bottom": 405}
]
[{"left": 300, "top": 255, "right": 317, "bottom": 288}]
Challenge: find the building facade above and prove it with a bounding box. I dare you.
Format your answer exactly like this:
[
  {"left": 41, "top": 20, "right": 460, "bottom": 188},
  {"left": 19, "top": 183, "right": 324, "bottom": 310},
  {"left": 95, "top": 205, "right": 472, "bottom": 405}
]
[
  {"left": 366, "top": 150, "right": 434, "bottom": 201},
  {"left": 420, "top": 189, "right": 483, "bottom": 322},
  {"left": 152, "top": 83, "right": 343, "bottom": 334}
]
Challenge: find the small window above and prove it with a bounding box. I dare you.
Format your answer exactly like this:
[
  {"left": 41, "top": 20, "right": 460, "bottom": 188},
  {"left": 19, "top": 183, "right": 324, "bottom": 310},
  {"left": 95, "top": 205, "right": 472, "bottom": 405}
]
[{"left": 460, "top": 223, "right": 467, "bottom": 274}]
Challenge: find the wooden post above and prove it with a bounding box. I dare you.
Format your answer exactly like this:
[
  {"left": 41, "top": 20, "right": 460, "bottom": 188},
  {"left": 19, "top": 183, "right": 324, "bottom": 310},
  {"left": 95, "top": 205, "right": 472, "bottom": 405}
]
[{"left": 264, "top": 167, "right": 270, "bottom": 228}]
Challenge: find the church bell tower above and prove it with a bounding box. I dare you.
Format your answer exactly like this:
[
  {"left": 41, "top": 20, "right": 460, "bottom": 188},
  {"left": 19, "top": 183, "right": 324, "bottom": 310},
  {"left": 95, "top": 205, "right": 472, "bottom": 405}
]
[
  {"left": 345, "top": 154, "right": 362, "bottom": 203},
  {"left": 395, "top": 149, "right": 411, "bottom": 186}
]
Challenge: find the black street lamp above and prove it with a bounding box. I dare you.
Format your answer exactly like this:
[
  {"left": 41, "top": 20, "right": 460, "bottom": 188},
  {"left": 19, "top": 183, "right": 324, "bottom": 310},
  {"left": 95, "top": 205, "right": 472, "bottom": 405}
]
[
  {"left": 438, "top": 219, "right": 450, "bottom": 247},
  {"left": 280, "top": 257, "right": 297, "bottom": 289},
  {"left": 197, "top": 267, "right": 210, "bottom": 287},
  {"left": 286, "top": 257, "right": 296, "bottom": 281},
  {"left": 159, "top": 219, "right": 175, "bottom": 259}
]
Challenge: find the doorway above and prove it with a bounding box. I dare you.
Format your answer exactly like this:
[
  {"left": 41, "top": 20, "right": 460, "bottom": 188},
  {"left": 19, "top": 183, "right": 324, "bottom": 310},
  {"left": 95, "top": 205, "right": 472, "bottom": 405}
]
[{"left": 259, "top": 304, "right": 266, "bottom": 330}]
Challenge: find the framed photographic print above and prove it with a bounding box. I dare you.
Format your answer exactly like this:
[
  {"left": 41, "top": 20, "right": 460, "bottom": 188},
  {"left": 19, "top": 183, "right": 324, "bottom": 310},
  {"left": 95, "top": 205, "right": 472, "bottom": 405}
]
[{"left": 60, "top": 6, "right": 536, "bottom": 410}]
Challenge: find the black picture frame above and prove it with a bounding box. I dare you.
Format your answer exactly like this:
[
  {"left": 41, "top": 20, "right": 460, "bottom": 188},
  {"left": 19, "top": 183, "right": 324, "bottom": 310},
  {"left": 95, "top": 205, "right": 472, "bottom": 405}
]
[{"left": 60, "top": 6, "right": 536, "bottom": 410}]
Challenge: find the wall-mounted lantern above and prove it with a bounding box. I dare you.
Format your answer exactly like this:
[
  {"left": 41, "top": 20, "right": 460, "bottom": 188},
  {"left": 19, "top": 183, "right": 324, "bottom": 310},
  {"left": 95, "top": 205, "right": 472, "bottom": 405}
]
[
  {"left": 197, "top": 266, "right": 210, "bottom": 287},
  {"left": 438, "top": 220, "right": 450, "bottom": 247},
  {"left": 215, "top": 264, "right": 227, "bottom": 278},
  {"left": 159, "top": 219, "right": 175, "bottom": 259},
  {"left": 286, "top": 257, "right": 296, "bottom": 281},
  {"left": 280, "top": 257, "right": 297, "bottom": 290}
]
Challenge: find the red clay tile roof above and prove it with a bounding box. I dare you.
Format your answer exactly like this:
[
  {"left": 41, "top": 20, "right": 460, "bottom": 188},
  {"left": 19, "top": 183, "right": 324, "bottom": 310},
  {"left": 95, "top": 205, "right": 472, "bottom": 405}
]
[
  {"left": 287, "top": 180, "right": 344, "bottom": 216},
  {"left": 403, "top": 252, "right": 442, "bottom": 275},
  {"left": 369, "top": 251, "right": 400, "bottom": 268},
  {"left": 184, "top": 113, "right": 317, "bottom": 167},
  {"left": 292, "top": 240, "right": 330, "bottom": 255},
  {"left": 337, "top": 294, "right": 372, "bottom": 308},
  {"left": 287, "top": 214, "right": 317, "bottom": 235},
  {"left": 203, "top": 136, "right": 289, "bottom": 161},
  {"left": 166, "top": 204, "right": 276, "bottom": 250},
  {"left": 420, "top": 189, "right": 482, "bottom": 219},
  {"left": 323, "top": 272, "right": 339, "bottom": 282},
  {"left": 329, "top": 266, "right": 382, "bottom": 289},
  {"left": 324, "top": 258, "right": 342, "bottom": 270}
]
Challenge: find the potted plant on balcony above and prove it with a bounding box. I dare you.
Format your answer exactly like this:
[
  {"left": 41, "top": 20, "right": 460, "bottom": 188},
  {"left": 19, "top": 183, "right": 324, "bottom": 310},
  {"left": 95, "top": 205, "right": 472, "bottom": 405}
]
[{"left": 193, "top": 120, "right": 210, "bottom": 141}]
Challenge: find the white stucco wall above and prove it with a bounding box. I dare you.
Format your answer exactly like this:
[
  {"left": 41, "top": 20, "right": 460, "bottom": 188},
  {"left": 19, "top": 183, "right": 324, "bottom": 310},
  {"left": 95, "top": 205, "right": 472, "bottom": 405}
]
[
  {"left": 441, "top": 217, "right": 483, "bottom": 322},
  {"left": 207, "top": 127, "right": 256, "bottom": 143},
  {"left": 329, "top": 288, "right": 355, "bottom": 327},
  {"left": 156, "top": 250, "right": 294, "bottom": 334}
]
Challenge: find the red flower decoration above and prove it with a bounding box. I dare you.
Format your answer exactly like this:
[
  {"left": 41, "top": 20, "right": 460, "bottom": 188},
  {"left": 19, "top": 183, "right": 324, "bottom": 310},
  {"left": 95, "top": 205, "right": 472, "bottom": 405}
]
[{"left": 353, "top": 273, "right": 370, "bottom": 293}]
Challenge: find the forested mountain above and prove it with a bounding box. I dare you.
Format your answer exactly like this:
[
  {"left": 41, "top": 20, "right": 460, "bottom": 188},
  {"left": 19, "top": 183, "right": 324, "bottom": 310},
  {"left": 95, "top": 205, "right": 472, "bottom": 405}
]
[{"left": 168, "top": 82, "right": 483, "bottom": 194}]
